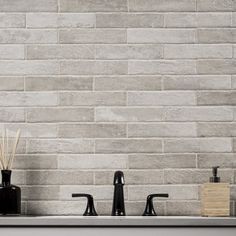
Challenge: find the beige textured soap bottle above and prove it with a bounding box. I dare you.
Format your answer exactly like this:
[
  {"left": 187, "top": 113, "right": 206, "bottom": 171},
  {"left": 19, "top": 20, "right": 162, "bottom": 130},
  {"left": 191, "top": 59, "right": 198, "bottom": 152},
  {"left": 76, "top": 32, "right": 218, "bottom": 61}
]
[{"left": 201, "top": 166, "right": 230, "bottom": 217}]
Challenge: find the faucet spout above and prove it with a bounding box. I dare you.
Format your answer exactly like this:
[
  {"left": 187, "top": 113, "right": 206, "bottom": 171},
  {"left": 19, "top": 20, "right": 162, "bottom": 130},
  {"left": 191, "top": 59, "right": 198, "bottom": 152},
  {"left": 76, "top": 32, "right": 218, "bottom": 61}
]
[{"left": 111, "top": 171, "right": 126, "bottom": 216}]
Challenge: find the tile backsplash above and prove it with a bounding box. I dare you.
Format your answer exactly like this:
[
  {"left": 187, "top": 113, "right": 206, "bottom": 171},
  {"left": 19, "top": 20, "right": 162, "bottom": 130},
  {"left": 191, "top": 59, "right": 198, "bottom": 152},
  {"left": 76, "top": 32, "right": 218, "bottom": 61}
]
[{"left": 0, "top": 0, "right": 235, "bottom": 216}]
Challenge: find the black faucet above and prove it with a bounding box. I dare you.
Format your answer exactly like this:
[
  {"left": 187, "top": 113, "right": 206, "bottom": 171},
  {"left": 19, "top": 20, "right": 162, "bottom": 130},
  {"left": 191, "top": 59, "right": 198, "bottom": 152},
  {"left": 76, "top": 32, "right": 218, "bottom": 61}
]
[{"left": 111, "top": 171, "right": 126, "bottom": 216}]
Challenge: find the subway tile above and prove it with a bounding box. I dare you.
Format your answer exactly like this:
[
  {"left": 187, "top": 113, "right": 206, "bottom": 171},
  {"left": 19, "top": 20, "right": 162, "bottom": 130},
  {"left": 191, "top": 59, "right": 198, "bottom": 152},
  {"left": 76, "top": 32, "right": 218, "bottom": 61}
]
[
  {"left": 96, "top": 107, "right": 164, "bottom": 122},
  {"left": 59, "top": 0, "right": 127, "bottom": 12},
  {"left": 0, "top": 108, "right": 25, "bottom": 122},
  {"left": 163, "top": 75, "right": 231, "bottom": 90},
  {"left": 197, "top": 91, "right": 236, "bottom": 105},
  {"left": 94, "top": 76, "right": 162, "bottom": 91},
  {"left": 25, "top": 76, "right": 93, "bottom": 91},
  {"left": 12, "top": 170, "right": 26, "bottom": 185},
  {"left": 13, "top": 155, "right": 58, "bottom": 169},
  {"left": 26, "top": 13, "right": 95, "bottom": 28},
  {"left": 232, "top": 76, "right": 236, "bottom": 88},
  {"left": 0, "top": 77, "right": 24, "bottom": 91},
  {"left": 128, "top": 29, "right": 195, "bottom": 43},
  {"left": 197, "top": 0, "right": 233, "bottom": 11},
  {"left": 61, "top": 60, "right": 127, "bottom": 75},
  {"left": 164, "top": 138, "right": 232, "bottom": 153},
  {"left": 129, "top": 0, "right": 196, "bottom": 12},
  {"left": 26, "top": 170, "right": 93, "bottom": 185},
  {"left": 58, "top": 124, "right": 126, "bottom": 138},
  {"left": 27, "top": 108, "right": 94, "bottom": 122},
  {"left": 94, "top": 170, "right": 164, "bottom": 185},
  {"left": 0, "top": 29, "right": 57, "bottom": 44},
  {"left": 128, "top": 185, "right": 198, "bottom": 200},
  {"left": 166, "top": 201, "right": 200, "bottom": 216},
  {"left": 197, "top": 29, "right": 235, "bottom": 43},
  {"left": 165, "top": 169, "right": 234, "bottom": 184},
  {"left": 59, "top": 92, "right": 126, "bottom": 106},
  {"left": 27, "top": 139, "right": 94, "bottom": 154},
  {"left": 198, "top": 122, "right": 236, "bottom": 137},
  {"left": 27, "top": 45, "right": 95, "bottom": 59},
  {"left": 129, "top": 154, "right": 196, "bottom": 169},
  {"left": 0, "top": 0, "right": 58, "bottom": 12},
  {"left": 128, "top": 91, "right": 196, "bottom": 106},
  {"left": 96, "top": 13, "right": 164, "bottom": 28},
  {"left": 128, "top": 123, "right": 197, "bottom": 138},
  {"left": 233, "top": 13, "right": 236, "bottom": 26},
  {"left": 0, "top": 61, "right": 59, "bottom": 75},
  {"left": 197, "top": 60, "right": 236, "bottom": 74},
  {"left": 129, "top": 60, "right": 196, "bottom": 75},
  {"left": 96, "top": 44, "right": 163, "bottom": 60},
  {"left": 164, "top": 107, "right": 233, "bottom": 121},
  {"left": 233, "top": 139, "right": 236, "bottom": 152},
  {"left": 58, "top": 154, "right": 127, "bottom": 169},
  {"left": 95, "top": 139, "right": 162, "bottom": 154},
  {"left": 197, "top": 154, "right": 236, "bottom": 168},
  {"left": 59, "top": 29, "right": 126, "bottom": 44},
  {"left": 0, "top": 13, "right": 25, "bottom": 28},
  {"left": 0, "top": 92, "right": 57, "bottom": 106},
  {"left": 164, "top": 44, "right": 232, "bottom": 59}
]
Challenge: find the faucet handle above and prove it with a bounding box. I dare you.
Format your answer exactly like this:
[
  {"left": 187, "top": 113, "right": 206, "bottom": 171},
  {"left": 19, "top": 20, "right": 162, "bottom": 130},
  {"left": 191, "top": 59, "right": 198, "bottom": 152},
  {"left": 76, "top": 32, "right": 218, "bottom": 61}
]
[
  {"left": 72, "top": 193, "right": 98, "bottom": 216},
  {"left": 142, "top": 193, "right": 169, "bottom": 216}
]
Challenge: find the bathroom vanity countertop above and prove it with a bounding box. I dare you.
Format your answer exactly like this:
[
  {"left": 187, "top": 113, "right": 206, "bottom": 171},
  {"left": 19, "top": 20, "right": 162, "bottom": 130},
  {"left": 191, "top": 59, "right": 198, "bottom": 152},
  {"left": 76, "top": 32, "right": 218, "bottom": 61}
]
[{"left": 0, "top": 216, "right": 236, "bottom": 227}]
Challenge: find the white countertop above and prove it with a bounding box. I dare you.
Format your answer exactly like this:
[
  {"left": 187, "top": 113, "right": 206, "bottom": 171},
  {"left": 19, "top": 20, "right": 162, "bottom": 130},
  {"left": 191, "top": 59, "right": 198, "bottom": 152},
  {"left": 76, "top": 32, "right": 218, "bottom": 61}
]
[{"left": 0, "top": 216, "right": 236, "bottom": 227}]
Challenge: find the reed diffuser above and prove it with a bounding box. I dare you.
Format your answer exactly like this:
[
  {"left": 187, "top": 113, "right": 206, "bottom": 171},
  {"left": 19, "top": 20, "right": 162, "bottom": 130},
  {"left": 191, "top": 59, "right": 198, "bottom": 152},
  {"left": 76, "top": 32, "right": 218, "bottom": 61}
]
[{"left": 0, "top": 129, "right": 21, "bottom": 215}]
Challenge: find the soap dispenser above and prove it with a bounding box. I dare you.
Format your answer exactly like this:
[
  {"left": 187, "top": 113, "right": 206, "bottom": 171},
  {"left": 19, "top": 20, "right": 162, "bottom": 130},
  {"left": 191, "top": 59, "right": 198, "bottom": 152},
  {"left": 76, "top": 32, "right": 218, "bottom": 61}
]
[{"left": 201, "top": 166, "right": 230, "bottom": 217}]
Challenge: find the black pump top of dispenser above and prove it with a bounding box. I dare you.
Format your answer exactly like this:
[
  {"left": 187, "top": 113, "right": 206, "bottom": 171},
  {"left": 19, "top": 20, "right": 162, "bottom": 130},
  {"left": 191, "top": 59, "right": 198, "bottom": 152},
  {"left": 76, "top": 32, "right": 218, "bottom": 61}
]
[{"left": 210, "top": 166, "right": 220, "bottom": 183}]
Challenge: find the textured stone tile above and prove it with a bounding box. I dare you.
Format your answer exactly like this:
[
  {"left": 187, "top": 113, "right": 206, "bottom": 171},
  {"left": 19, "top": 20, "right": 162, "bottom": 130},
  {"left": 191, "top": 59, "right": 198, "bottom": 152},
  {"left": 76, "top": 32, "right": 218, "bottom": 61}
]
[
  {"left": 128, "top": 185, "right": 198, "bottom": 200},
  {"left": 59, "top": 92, "right": 126, "bottom": 106},
  {"left": 163, "top": 75, "right": 231, "bottom": 90},
  {"left": 0, "top": 13, "right": 25, "bottom": 27},
  {"left": 0, "top": 61, "right": 59, "bottom": 75},
  {"left": 59, "top": 29, "right": 126, "bottom": 43},
  {"left": 96, "top": 107, "right": 164, "bottom": 122},
  {"left": 96, "top": 44, "right": 163, "bottom": 59},
  {"left": 0, "top": 77, "right": 24, "bottom": 91},
  {"left": 94, "top": 76, "right": 162, "bottom": 91},
  {"left": 233, "top": 139, "right": 236, "bottom": 152},
  {"left": 61, "top": 60, "right": 127, "bottom": 75},
  {"left": 96, "top": 13, "right": 164, "bottom": 28},
  {"left": 165, "top": 169, "right": 234, "bottom": 184},
  {"left": 198, "top": 29, "right": 235, "bottom": 43},
  {"left": 58, "top": 124, "right": 126, "bottom": 138},
  {"left": 164, "top": 138, "right": 232, "bottom": 153},
  {"left": 198, "top": 122, "right": 236, "bottom": 137},
  {"left": 197, "top": 154, "right": 236, "bottom": 168},
  {"left": 233, "top": 13, "right": 236, "bottom": 26},
  {"left": 0, "top": 0, "right": 58, "bottom": 12},
  {"left": 27, "top": 139, "right": 94, "bottom": 154},
  {"left": 22, "top": 186, "right": 59, "bottom": 200},
  {"left": 129, "top": 0, "right": 196, "bottom": 12},
  {"left": 13, "top": 155, "right": 58, "bottom": 169},
  {"left": 129, "top": 154, "right": 196, "bottom": 169},
  {"left": 94, "top": 170, "right": 164, "bottom": 185},
  {"left": 27, "top": 108, "right": 94, "bottom": 122},
  {"left": 58, "top": 154, "right": 127, "bottom": 169},
  {"left": 232, "top": 76, "right": 236, "bottom": 88},
  {"left": 128, "top": 29, "right": 196, "bottom": 43},
  {"left": 128, "top": 123, "right": 197, "bottom": 137},
  {"left": 95, "top": 139, "right": 162, "bottom": 154},
  {"left": 12, "top": 170, "right": 26, "bottom": 185},
  {"left": 26, "top": 13, "right": 95, "bottom": 28},
  {"left": 0, "top": 92, "right": 57, "bottom": 106},
  {"left": 0, "top": 108, "right": 25, "bottom": 122},
  {"left": 128, "top": 91, "right": 196, "bottom": 105},
  {"left": 164, "top": 107, "right": 233, "bottom": 121},
  {"left": 26, "top": 170, "right": 93, "bottom": 185},
  {"left": 0, "top": 29, "right": 57, "bottom": 43},
  {"left": 25, "top": 76, "right": 93, "bottom": 91},
  {"left": 166, "top": 201, "right": 200, "bottom": 216},
  {"left": 59, "top": 0, "right": 127, "bottom": 12},
  {"left": 27, "top": 45, "right": 95, "bottom": 59},
  {"left": 164, "top": 44, "right": 232, "bottom": 59},
  {"left": 197, "top": 0, "right": 233, "bottom": 11},
  {"left": 197, "top": 91, "right": 236, "bottom": 105}
]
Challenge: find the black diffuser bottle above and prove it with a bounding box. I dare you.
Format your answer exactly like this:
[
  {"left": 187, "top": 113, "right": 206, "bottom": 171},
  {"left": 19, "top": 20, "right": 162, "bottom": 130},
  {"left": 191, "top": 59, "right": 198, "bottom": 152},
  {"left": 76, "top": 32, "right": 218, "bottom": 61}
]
[{"left": 0, "top": 170, "right": 21, "bottom": 215}]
